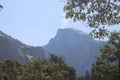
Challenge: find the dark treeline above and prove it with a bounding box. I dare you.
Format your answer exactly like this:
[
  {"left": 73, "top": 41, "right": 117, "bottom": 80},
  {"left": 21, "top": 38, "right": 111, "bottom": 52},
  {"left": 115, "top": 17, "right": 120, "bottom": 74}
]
[
  {"left": 0, "top": 54, "right": 77, "bottom": 80},
  {"left": 0, "top": 54, "right": 92, "bottom": 80}
]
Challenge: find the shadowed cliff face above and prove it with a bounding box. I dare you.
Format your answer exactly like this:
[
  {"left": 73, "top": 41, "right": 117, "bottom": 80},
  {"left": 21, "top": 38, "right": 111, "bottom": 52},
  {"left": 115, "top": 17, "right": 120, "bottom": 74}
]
[
  {"left": 43, "top": 28, "right": 106, "bottom": 76},
  {"left": 0, "top": 31, "right": 45, "bottom": 63}
]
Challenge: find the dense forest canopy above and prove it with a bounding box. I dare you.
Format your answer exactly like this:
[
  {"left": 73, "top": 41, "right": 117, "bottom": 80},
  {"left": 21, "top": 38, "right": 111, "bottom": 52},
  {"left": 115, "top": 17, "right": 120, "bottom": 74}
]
[{"left": 0, "top": 54, "right": 77, "bottom": 80}]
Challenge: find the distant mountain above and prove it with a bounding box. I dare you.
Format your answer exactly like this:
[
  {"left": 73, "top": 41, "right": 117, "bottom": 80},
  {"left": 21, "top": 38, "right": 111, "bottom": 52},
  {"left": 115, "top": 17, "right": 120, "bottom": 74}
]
[
  {"left": 0, "top": 31, "right": 45, "bottom": 62},
  {"left": 43, "top": 28, "right": 106, "bottom": 76}
]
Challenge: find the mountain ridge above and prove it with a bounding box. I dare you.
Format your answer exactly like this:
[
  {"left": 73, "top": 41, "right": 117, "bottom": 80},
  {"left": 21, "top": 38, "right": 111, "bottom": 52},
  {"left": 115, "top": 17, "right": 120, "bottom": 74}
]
[
  {"left": 0, "top": 28, "right": 106, "bottom": 76},
  {"left": 0, "top": 30, "right": 46, "bottom": 62},
  {"left": 43, "top": 28, "right": 106, "bottom": 76}
]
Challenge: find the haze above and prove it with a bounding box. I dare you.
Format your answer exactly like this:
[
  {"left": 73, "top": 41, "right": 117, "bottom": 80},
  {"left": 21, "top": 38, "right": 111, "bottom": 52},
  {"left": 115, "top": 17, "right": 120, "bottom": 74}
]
[{"left": 0, "top": 0, "right": 119, "bottom": 46}]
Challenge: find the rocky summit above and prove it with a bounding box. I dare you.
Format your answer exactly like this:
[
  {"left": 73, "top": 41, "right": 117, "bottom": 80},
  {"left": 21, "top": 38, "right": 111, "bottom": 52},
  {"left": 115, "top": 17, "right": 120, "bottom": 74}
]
[{"left": 43, "top": 28, "right": 106, "bottom": 76}]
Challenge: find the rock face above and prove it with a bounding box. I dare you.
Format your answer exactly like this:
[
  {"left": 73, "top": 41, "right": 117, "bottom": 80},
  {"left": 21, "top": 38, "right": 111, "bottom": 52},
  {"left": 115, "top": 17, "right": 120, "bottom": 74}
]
[
  {"left": 0, "top": 31, "right": 45, "bottom": 63},
  {"left": 43, "top": 28, "right": 105, "bottom": 76}
]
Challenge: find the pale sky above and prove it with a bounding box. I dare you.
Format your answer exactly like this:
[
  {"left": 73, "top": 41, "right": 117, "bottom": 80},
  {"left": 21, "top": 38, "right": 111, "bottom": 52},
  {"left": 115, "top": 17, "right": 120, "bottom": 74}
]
[{"left": 0, "top": 0, "right": 119, "bottom": 46}]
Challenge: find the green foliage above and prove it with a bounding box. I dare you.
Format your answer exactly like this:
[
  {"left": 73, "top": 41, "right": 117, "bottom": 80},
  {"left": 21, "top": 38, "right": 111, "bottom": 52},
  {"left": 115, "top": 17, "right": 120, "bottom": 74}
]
[
  {"left": 64, "top": 0, "right": 120, "bottom": 38},
  {"left": 92, "top": 32, "right": 120, "bottom": 80},
  {"left": 49, "top": 54, "right": 65, "bottom": 64},
  {"left": 0, "top": 54, "right": 77, "bottom": 80},
  {"left": 21, "top": 58, "right": 47, "bottom": 80},
  {"left": 48, "top": 54, "right": 76, "bottom": 80},
  {"left": 0, "top": 59, "right": 22, "bottom": 80}
]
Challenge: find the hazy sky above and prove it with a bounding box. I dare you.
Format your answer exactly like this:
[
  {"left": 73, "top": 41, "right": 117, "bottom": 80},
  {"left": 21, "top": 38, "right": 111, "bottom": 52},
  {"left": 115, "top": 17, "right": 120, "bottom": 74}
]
[{"left": 0, "top": 0, "right": 119, "bottom": 46}]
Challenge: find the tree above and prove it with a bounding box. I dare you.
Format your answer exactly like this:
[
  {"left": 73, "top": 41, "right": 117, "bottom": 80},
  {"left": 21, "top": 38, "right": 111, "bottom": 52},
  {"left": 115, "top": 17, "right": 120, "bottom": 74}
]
[
  {"left": 21, "top": 58, "right": 49, "bottom": 80},
  {"left": 92, "top": 31, "right": 120, "bottom": 80},
  {"left": 77, "top": 70, "right": 90, "bottom": 80},
  {"left": 49, "top": 54, "right": 77, "bottom": 80},
  {"left": 0, "top": 55, "right": 77, "bottom": 80},
  {"left": 78, "top": 76, "right": 85, "bottom": 80},
  {"left": 84, "top": 70, "right": 90, "bottom": 80},
  {"left": 49, "top": 54, "right": 65, "bottom": 64},
  {"left": 0, "top": 59, "right": 22, "bottom": 80},
  {"left": 64, "top": 0, "right": 120, "bottom": 38},
  {"left": 21, "top": 54, "right": 77, "bottom": 80}
]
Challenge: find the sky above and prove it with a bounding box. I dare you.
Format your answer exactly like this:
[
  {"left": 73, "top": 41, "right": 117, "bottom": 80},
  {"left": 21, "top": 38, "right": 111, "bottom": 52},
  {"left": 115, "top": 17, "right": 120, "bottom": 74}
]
[{"left": 0, "top": 0, "right": 119, "bottom": 46}]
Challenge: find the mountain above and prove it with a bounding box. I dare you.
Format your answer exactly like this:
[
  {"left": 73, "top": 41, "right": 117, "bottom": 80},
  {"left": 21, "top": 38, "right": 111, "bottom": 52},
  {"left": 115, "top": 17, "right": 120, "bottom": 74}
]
[
  {"left": 43, "top": 28, "right": 106, "bottom": 76},
  {"left": 0, "top": 31, "right": 45, "bottom": 62}
]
